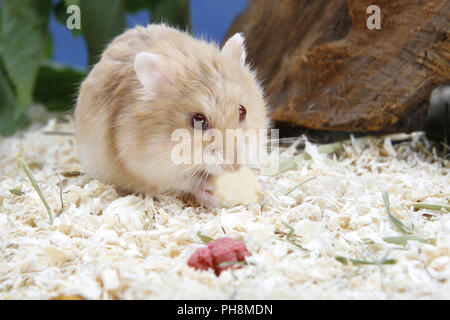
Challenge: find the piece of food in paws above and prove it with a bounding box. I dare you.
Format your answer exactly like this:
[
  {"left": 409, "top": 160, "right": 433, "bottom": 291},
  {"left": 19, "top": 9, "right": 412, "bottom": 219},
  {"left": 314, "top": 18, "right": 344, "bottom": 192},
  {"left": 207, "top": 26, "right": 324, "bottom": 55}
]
[{"left": 212, "top": 167, "right": 263, "bottom": 207}]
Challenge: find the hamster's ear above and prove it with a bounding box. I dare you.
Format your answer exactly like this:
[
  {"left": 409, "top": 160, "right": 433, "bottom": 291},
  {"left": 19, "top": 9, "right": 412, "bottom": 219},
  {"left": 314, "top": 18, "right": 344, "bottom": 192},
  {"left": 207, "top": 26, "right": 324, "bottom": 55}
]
[
  {"left": 222, "top": 33, "right": 247, "bottom": 66},
  {"left": 134, "top": 52, "right": 170, "bottom": 91}
]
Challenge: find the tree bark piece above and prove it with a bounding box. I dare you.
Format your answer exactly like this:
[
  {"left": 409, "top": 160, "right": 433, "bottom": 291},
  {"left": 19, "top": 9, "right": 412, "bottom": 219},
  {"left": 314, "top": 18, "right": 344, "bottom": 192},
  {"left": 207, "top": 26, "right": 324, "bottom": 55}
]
[{"left": 226, "top": 0, "right": 450, "bottom": 132}]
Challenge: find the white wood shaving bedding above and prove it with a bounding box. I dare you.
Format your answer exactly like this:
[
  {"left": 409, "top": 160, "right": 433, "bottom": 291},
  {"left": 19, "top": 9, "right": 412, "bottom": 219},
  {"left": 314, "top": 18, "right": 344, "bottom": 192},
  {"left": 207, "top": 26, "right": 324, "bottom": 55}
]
[{"left": 0, "top": 118, "right": 449, "bottom": 300}]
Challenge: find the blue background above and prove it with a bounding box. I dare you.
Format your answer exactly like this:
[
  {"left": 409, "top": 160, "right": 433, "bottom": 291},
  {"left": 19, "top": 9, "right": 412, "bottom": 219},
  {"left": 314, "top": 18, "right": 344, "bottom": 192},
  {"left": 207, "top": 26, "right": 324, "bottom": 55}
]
[{"left": 50, "top": 0, "right": 248, "bottom": 69}]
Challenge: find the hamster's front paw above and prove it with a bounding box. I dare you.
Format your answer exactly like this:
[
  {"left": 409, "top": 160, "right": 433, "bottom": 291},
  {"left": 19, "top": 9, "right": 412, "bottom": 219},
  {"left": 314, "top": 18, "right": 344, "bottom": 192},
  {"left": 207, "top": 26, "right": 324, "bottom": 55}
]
[
  {"left": 193, "top": 180, "right": 220, "bottom": 208},
  {"left": 196, "top": 190, "right": 220, "bottom": 208}
]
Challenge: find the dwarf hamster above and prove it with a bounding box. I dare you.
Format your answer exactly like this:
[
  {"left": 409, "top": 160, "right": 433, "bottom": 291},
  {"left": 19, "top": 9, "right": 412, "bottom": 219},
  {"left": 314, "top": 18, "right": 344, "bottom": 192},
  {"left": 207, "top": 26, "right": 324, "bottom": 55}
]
[{"left": 75, "top": 24, "right": 269, "bottom": 207}]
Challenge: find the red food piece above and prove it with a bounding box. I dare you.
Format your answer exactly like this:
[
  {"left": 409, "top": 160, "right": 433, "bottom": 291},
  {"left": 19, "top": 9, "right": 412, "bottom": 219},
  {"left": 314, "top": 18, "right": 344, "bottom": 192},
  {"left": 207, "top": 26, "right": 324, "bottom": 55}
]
[
  {"left": 188, "top": 237, "right": 251, "bottom": 276},
  {"left": 207, "top": 238, "right": 251, "bottom": 275},
  {"left": 187, "top": 247, "right": 213, "bottom": 271}
]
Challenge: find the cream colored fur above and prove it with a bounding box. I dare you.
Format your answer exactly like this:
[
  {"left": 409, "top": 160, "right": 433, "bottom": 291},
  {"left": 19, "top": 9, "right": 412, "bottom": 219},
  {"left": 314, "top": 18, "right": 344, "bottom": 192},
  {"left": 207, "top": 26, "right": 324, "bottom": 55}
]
[{"left": 75, "top": 24, "right": 269, "bottom": 206}]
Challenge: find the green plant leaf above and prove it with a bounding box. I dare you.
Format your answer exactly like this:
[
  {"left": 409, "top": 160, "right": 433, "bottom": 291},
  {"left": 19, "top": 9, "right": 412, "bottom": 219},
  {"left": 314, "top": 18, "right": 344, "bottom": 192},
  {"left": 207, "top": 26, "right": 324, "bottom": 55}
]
[
  {"left": 0, "top": 6, "right": 2, "bottom": 45},
  {"left": 54, "top": 0, "right": 68, "bottom": 25},
  {"left": 33, "top": 60, "right": 86, "bottom": 112},
  {"left": 152, "top": 0, "right": 191, "bottom": 31},
  {"left": 125, "top": 0, "right": 155, "bottom": 13},
  {"left": 44, "top": 33, "right": 54, "bottom": 60},
  {"left": 155, "top": 0, "right": 191, "bottom": 30},
  {"left": 79, "top": 0, "right": 126, "bottom": 66},
  {"left": 0, "top": 66, "right": 29, "bottom": 136},
  {"left": 65, "top": 0, "right": 80, "bottom": 6},
  {"left": 1, "top": 0, "right": 52, "bottom": 117}
]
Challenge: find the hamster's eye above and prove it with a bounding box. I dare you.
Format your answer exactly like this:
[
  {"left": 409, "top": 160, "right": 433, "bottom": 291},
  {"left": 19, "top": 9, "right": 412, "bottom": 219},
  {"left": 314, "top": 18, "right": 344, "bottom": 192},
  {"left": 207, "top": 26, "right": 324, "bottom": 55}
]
[
  {"left": 239, "top": 105, "right": 247, "bottom": 122},
  {"left": 191, "top": 113, "right": 209, "bottom": 130}
]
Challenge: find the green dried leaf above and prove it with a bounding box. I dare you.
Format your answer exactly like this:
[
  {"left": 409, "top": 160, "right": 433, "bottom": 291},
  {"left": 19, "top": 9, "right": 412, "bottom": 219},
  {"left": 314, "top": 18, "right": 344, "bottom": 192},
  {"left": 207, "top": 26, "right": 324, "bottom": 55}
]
[
  {"left": 282, "top": 221, "right": 295, "bottom": 239},
  {"left": 383, "top": 235, "right": 432, "bottom": 245},
  {"left": 61, "top": 170, "right": 84, "bottom": 178},
  {"left": 197, "top": 231, "right": 213, "bottom": 244},
  {"left": 9, "top": 189, "right": 25, "bottom": 196},
  {"left": 382, "top": 191, "right": 413, "bottom": 235},
  {"left": 378, "top": 259, "right": 397, "bottom": 265},
  {"left": 16, "top": 152, "right": 53, "bottom": 224},
  {"left": 336, "top": 252, "right": 397, "bottom": 266},
  {"left": 281, "top": 221, "right": 308, "bottom": 251},
  {"left": 285, "top": 176, "right": 317, "bottom": 196},
  {"left": 335, "top": 256, "right": 349, "bottom": 265},
  {"left": 361, "top": 238, "right": 375, "bottom": 245},
  {"left": 266, "top": 159, "right": 298, "bottom": 176},
  {"left": 411, "top": 203, "right": 450, "bottom": 212},
  {"left": 218, "top": 261, "right": 248, "bottom": 268},
  {"left": 336, "top": 256, "right": 376, "bottom": 265}
]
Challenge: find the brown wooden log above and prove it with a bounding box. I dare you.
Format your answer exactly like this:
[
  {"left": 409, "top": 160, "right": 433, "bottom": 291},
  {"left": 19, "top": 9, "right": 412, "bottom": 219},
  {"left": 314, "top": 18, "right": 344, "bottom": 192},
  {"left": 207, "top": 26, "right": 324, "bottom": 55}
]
[{"left": 226, "top": 0, "right": 450, "bottom": 132}]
